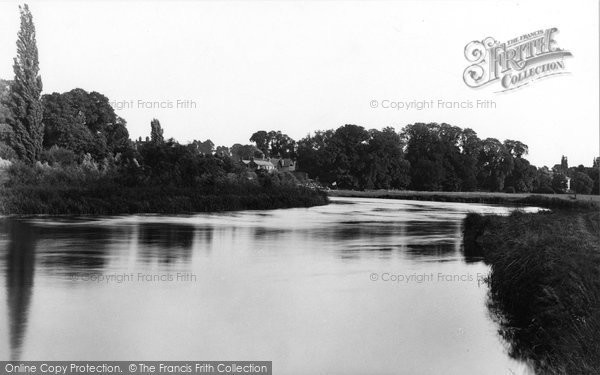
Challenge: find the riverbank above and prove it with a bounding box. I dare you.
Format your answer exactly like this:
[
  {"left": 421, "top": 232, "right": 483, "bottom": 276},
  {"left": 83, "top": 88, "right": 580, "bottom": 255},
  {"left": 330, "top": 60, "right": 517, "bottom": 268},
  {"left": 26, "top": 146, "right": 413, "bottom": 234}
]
[
  {"left": 328, "top": 189, "right": 599, "bottom": 210},
  {"left": 464, "top": 209, "right": 600, "bottom": 374},
  {"left": 0, "top": 159, "right": 329, "bottom": 215},
  {"left": 0, "top": 184, "right": 329, "bottom": 215}
]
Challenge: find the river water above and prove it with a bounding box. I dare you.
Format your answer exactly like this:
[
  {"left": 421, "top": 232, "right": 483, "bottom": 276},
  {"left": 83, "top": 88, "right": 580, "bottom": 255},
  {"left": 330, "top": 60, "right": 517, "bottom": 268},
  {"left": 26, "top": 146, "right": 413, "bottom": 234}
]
[{"left": 0, "top": 197, "right": 537, "bottom": 374}]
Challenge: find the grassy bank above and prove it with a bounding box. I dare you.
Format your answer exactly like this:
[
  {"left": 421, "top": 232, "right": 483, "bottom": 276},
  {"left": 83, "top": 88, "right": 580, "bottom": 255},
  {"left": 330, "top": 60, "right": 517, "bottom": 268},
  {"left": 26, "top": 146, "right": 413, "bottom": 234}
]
[
  {"left": 329, "top": 189, "right": 599, "bottom": 210},
  {"left": 464, "top": 209, "right": 600, "bottom": 374},
  {"left": 0, "top": 184, "right": 329, "bottom": 215}
]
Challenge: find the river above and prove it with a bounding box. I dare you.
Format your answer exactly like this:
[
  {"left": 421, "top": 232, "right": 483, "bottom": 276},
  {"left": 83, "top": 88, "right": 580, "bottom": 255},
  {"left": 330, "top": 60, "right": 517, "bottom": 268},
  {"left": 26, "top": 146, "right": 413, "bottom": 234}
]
[{"left": 0, "top": 197, "right": 537, "bottom": 374}]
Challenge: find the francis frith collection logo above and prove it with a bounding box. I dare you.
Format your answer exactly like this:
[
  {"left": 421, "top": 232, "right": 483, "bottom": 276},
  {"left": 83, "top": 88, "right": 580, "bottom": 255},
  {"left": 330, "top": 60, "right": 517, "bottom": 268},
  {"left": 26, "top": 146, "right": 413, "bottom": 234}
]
[{"left": 463, "top": 28, "right": 572, "bottom": 92}]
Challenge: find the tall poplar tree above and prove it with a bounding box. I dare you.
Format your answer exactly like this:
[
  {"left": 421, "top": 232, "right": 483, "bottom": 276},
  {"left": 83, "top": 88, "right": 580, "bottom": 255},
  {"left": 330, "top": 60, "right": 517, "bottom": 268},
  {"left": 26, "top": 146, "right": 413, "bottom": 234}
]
[
  {"left": 150, "top": 119, "right": 164, "bottom": 144},
  {"left": 8, "top": 4, "right": 44, "bottom": 163}
]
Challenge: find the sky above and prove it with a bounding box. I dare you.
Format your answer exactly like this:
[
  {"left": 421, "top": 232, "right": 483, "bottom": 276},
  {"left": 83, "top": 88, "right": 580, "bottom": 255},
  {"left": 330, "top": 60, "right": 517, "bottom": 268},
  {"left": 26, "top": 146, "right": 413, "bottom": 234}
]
[{"left": 0, "top": 0, "right": 598, "bottom": 167}]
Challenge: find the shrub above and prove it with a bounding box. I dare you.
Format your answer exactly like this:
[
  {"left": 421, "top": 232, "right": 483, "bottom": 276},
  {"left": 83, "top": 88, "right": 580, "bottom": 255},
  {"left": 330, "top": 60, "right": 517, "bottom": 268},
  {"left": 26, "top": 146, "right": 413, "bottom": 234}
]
[
  {"left": 41, "top": 145, "right": 77, "bottom": 166},
  {"left": 534, "top": 186, "right": 555, "bottom": 194}
]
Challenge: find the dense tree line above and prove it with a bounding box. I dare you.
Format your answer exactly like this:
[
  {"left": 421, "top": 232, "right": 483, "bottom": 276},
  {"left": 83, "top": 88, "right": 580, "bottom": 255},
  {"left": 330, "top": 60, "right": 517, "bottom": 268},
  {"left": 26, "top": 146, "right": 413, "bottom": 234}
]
[
  {"left": 296, "top": 125, "right": 410, "bottom": 190},
  {"left": 294, "top": 123, "right": 600, "bottom": 195}
]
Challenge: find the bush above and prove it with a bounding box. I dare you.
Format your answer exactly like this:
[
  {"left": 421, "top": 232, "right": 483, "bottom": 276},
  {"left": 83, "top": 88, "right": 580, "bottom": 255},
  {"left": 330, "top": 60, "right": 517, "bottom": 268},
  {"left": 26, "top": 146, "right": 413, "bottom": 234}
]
[
  {"left": 534, "top": 186, "right": 555, "bottom": 194},
  {"left": 504, "top": 186, "right": 516, "bottom": 193},
  {"left": 41, "top": 146, "right": 77, "bottom": 166}
]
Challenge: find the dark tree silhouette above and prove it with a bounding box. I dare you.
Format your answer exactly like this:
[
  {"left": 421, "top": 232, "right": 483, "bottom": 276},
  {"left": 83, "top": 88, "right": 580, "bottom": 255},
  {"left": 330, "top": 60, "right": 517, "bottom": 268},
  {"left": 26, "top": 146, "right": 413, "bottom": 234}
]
[
  {"left": 150, "top": 118, "right": 164, "bottom": 144},
  {"left": 7, "top": 4, "right": 44, "bottom": 163}
]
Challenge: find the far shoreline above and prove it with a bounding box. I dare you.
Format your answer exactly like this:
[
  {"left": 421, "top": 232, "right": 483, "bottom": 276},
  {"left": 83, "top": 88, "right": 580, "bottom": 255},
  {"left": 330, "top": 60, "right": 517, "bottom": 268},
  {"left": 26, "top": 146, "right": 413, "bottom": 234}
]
[{"left": 327, "top": 189, "right": 600, "bottom": 209}]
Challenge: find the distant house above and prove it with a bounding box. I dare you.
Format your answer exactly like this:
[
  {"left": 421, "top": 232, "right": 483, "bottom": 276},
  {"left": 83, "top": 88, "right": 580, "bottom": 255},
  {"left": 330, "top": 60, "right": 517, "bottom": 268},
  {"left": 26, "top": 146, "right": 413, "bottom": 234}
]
[
  {"left": 242, "top": 158, "right": 276, "bottom": 172},
  {"left": 267, "top": 158, "right": 296, "bottom": 172},
  {"left": 242, "top": 157, "right": 296, "bottom": 173}
]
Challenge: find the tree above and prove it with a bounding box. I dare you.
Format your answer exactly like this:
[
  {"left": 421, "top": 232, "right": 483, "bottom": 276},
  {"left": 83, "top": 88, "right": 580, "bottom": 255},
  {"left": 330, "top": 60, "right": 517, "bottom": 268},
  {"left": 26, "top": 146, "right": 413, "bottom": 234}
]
[
  {"left": 250, "top": 130, "right": 296, "bottom": 158},
  {"left": 230, "top": 143, "right": 262, "bottom": 161},
  {"left": 249, "top": 131, "right": 269, "bottom": 156},
  {"left": 328, "top": 125, "right": 370, "bottom": 189},
  {"left": 0, "top": 80, "right": 15, "bottom": 159},
  {"left": 457, "top": 128, "right": 481, "bottom": 191},
  {"left": 402, "top": 123, "right": 444, "bottom": 190},
  {"left": 589, "top": 158, "right": 600, "bottom": 195},
  {"left": 106, "top": 116, "right": 131, "bottom": 154},
  {"left": 190, "top": 139, "right": 214, "bottom": 155},
  {"left": 42, "top": 89, "right": 129, "bottom": 159},
  {"left": 505, "top": 157, "right": 536, "bottom": 192},
  {"left": 533, "top": 166, "right": 554, "bottom": 193},
  {"left": 215, "top": 145, "right": 231, "bottom": 158},
  {"left": 477, "top": 138, "right": 514, "bottom": 191},
  {"left": 561, "top": 155, "right": 568, "bottom": 171},
  {"left": 6, "top": 4, "right": 44, "bottom": 163},
  {"left": 551, "top": 173, "right": 568, "bottom": 193},
  {"left": 363, "top": 128, "right": 410, "bottom": 189},
  {"left": 503, "top": 140, "right": 528, "bottom": 158},
  {"left": 571, "top": 172, "right": 593, "bottom": 195},
  {"left": 401, "top": 123, "right": 470, "bottom": 191},
  {"left": 150, "top": 119, "right": 164, "bottom": 144},
  {"left": 0, "top": 80, "right": 12, "bottom": 124},
  {"left": 296, "top": 130, "right": 335, "bottom": 182},
  {"left": 268, "top": 130, "right": 296, "bottom": 158},
  {"left": 137, "top": 139, "right": 226, "bottom": 188},
  {"left": 503, "top": 140, "right": 534, "bottom": 193}
]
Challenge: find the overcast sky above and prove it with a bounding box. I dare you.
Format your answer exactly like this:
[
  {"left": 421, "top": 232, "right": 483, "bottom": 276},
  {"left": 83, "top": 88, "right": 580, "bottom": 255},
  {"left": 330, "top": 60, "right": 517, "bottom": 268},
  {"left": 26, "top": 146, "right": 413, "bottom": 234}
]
[{"left": 0, "top": 0, "right": 597, "bottom": 167}]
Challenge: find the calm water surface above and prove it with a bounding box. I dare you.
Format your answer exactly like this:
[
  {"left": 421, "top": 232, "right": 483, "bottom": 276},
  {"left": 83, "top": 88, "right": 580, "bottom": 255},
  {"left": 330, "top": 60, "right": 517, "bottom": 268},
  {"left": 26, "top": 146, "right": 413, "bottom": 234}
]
[{"left": 0, "top": 197, "right": 537, "bottom": 374}]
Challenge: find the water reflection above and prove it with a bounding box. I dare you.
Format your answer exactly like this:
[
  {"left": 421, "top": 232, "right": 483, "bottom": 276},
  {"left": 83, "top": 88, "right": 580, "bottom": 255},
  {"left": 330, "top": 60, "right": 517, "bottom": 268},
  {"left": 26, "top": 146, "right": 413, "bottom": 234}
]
[
  {"left": 0, "top": 198, "right": 538, "bottom": 374},
  {"left": 137, "top": 223, "right": 197, "bottom": 264},
  {"left": 37, "top": 224, "right": 113, "bottom": 272},
  {"left": 405, "top": 243, "right": 457, "bottom": 260},
  {"left": 4, "top": 219, "right": 36, "bottom": 361}
]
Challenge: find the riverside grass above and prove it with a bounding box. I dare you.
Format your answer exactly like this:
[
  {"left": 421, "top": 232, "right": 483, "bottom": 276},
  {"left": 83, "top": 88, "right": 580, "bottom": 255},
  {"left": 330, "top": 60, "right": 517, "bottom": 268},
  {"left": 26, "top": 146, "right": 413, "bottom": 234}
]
[{"left": 464, "top": 209, "right": 600, "bottom": 374}]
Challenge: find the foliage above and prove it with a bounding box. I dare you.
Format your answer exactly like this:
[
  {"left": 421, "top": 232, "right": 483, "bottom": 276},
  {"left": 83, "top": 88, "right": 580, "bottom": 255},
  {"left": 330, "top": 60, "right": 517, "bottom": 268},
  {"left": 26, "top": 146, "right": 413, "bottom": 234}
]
[
  {"left": 150, "top": 118, "right": 164, "bottom": 144},
  {"left": 505, "top": 157, "right": 536, "bottom": 192},
  {"left": 4, "top": 4, "right": 44, "bottom": 163},
  {"left": 0, "top": 154, "right": 328, "bottom": 215},
  {"left": 190, "top": 139, "right": 214, "bottom": 154},
  {"left": 40, "top": 145, "right": 77, "bottom": 166},
  {"left": 572, "top": 171, "right": 593, "bottom": 195},
  {"left": 533, "top": 166, "right": 553, "bottom": 193},
  {"left": 215, "top": 145, "right": 231, "bottom": 157},
  {"left": 250, "top": 130, "right": 296, "bottom": 158},
  {"left": 230, "top": 143, "right": 263, "bottom": 161},
  {"left": 42, "top": 89, "right": 131, "bottom": 159},
  {"left": 297, "top": 125, "right": 410, "bottom": 190},
  {"left": 551, "top": 173, "right": 568, "bottom": 193}
]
